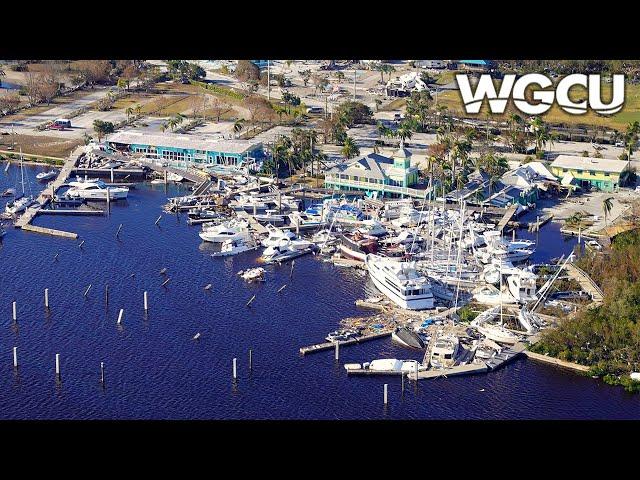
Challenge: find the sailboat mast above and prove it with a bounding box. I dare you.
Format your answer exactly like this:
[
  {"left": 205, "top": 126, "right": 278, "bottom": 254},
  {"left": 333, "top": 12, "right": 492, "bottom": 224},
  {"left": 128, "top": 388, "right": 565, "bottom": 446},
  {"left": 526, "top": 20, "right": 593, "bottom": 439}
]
[{"left": 20, "top": 148, "right": 25, "bottom": 195}]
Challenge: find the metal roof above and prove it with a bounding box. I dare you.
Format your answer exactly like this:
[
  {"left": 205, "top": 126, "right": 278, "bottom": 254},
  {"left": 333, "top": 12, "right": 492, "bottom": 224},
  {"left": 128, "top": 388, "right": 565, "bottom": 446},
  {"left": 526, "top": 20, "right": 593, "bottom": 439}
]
[
  {"left": 107, "top": 130, "right": 262, "bottom": 155},
  {"left": 551, "top": 155, "right": 628, "bottom": 174}
]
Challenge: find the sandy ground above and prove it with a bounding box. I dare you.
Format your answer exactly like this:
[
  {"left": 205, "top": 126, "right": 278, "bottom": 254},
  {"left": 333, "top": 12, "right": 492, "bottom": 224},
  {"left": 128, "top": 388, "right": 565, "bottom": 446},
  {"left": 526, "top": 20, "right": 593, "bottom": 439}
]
[{"left": 539, "top": 188, "right": 640, "bottom": 233}]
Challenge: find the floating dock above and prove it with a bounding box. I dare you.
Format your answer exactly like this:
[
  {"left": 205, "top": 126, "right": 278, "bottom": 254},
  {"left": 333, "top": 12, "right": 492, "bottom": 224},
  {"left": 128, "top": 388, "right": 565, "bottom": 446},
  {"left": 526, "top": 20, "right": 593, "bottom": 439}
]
[
  {"left": 299, "top": 330, "right": 392, "bottom": 355},
  {"left": 20, "top": 224, "right": 78, "bottom": 239}
]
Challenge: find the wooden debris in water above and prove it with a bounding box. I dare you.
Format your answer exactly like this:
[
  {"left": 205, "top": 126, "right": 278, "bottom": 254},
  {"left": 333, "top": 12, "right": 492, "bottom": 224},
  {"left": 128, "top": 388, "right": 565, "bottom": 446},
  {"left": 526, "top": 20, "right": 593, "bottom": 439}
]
[
  {"left": 277, "top": 284, "right": 287, "bottom": 293},
  {"left": 161, "top": 278, "right": 170, "bottom": 287},
  {"left": 193, "top": 332, "right": 201, "bottom": 340},
  {"left": 246, "top": 294, "right": 256, "bottom": 307},
  {"left": 204, "top": 284, "right": 212, "bottom": 291},
  {"left": 159, "top": 268, "right": 168, "bottom": 275}
]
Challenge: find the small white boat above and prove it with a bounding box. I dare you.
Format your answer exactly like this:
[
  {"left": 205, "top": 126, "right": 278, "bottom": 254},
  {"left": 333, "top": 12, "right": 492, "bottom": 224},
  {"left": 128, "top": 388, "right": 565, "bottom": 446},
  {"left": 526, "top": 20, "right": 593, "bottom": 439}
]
[
  {"left": 430, "top": 334, "right": 461, "bottom": 369},
  {"left": 261, "top": 226, "right": 297, "bottom": 247},
  {"left": 36, "top": 170, "right": 57, "bottom": 181},
  {"left": 1, "top": 188, "right": 17, "bottom": 197}
]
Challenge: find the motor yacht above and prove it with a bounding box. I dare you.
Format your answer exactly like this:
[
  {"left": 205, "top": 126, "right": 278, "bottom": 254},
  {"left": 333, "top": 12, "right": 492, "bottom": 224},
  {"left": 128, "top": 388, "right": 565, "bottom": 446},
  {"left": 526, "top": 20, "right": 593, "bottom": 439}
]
[
  {"left": 365, "top": 254, "right": 434, "bottom": 310},
  {"left": 339, "top": 232, "right": 378, "bottom": 261},
  {"left": 66, "top": 178, "right": 129, "bottom": 200},
  {"left": 199, "top": 220, "right": 250, "bottom": 243},
  {"left": 211, "top": 238, "right": 258, "bottom": 257}
]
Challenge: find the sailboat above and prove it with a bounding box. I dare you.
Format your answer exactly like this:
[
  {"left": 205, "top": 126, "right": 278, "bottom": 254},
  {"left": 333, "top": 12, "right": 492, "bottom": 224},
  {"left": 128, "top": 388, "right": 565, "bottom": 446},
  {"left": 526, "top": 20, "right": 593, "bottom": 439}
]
[{"left": 5, "top": 150, "right": 35, "bottom": 215}]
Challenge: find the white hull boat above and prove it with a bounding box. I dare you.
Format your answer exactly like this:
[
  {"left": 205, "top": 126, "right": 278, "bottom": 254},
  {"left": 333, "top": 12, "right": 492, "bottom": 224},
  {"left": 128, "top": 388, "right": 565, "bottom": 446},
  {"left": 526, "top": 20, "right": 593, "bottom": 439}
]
[{"left": 365, "top": 254, "right": 434, "bottom": 310}]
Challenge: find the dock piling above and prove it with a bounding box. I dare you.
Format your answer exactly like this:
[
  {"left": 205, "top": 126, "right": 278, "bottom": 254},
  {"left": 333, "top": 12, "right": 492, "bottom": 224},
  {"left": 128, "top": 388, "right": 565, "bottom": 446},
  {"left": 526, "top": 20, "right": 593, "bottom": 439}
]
[
  {"left": 55, "top": 353, "right": 60, "bottom": 380},
  {"left": 161, "top": 278, "right": 170, "bottom": 288},
  {"left": 116, "top": 223, "right": 123, "bottom": 238},
  {"left": 383, "top": 383, "right": 388, "bottom": 405},
  {"left": 13, "top": 347, "right": 17, "bottom": 369},
  {"left": 83, "top": 284, "right": 92, "bottom": 298},
  {"left": 401, "top": 372, "right": 404, "bottom": 393},
  {"left": 246, "top": 295, "right": 256, "bottom": 307},
  {"left": 233, "top": 357, "right": 237, "bottom": 380},
  {"left": 53, "top": 253, "right": 59, "bottom": 262},
  {"left": 105, "top": 284, "right": 109, "bottom": 305},
  {"left": 12, "top": 301, "right": 16, "bottom": 323},
  {"left": 155, "top": 215, "right": 162, "bottom": 226},
  {"left": 117, "top": 308, "right": 124, "bottom": 325},
  {"left": 45, "top": 288, "right": 49, "bottom": 310},
  {"left": 249, "top": 349, "right": 252, "bottom": 370},
  {"left": 334, "top": 341, "right": 339, "bottom": 361},
  {"left": 100, "top": 362, "right": 105, "bottom": 385},
  {"left": 277, "top": 284, "right": 287, "bottom": 293},
  {"left": 79, "top": 240, "right": 85, "bottom": 249},
  {"left": 144, "top": 291, "right": 148, "bottom": 312}
]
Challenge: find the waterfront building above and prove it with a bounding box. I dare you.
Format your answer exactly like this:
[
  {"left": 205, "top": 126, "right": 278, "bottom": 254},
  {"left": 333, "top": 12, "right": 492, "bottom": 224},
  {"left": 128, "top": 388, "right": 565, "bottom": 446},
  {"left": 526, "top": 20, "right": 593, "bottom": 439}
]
[
  {"left": 457, "top": 60, "right": 495, "bottom": 72},
  {"left": 549, "top": 155, "right": 629, "bottom": 192},
  {"left": 106, "top": 130, "right": 263, "bottom": 170},
  {"left": 324, "top": 146, "right": 424, "bottom": 198}
]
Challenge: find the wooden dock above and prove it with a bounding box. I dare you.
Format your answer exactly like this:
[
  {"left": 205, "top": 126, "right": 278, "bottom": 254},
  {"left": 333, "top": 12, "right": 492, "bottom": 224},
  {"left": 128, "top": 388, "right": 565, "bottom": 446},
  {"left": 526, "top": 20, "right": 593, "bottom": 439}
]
[
  {"left": 38, "top": 208, "right": 104, "bottom": 216},
  {"left": 496, "top": 204, "right": 519, "bottom": 232},
  {"left": 299, "top": 330, "right": 392, "bottom": 355},
  {"left": 408, "top": 362, "right": 489, "bottom": 381},
  {"left": 14, "top": 147, "right": 83, "bottom": 238},
  {"left": 235, "top": 211, "right": 269, "bottom": 235},
  {"left": 564, "top": 263, "right": 604, "bottom": 304},
  {"left": 20, "top": 224, "right": 78, "bottom": 239}
]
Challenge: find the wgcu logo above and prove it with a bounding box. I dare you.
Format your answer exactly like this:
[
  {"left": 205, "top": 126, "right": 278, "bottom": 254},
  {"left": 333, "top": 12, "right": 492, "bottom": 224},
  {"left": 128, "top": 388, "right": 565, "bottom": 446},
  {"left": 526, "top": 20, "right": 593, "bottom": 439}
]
[{"left": 456, "top": 74, "right": 625, "bottom": 116}]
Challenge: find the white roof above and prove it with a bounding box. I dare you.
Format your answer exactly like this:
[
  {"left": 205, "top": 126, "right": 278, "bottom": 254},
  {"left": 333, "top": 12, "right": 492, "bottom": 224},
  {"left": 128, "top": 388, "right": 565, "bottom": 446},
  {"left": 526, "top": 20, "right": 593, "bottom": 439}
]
[
  {"left": 107, "top": 130, "right": 261, "bottom": 155},
  {"left": 551, "top": 155, "right": 628, "bottom": 174}
]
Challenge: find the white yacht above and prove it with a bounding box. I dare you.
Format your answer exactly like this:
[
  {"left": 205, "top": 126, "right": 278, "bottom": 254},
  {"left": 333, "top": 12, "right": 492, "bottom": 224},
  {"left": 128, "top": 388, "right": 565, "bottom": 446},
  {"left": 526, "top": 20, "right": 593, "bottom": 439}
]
[
  {"left": 261, "top": 226, "right": 297, "bottom": 247},
  {"left": 211, "top": 238, "right": 258, "bottom": 257},
  {"left": 254, "top": 209, "right": 286, "bottom": 226},
  {"left": 199, "top": 220, "right": 250, "bottom": 243},
  {"left": 288, "top": 211, "right": 325, "bottom": 229},
  {"left": 66, "top": 178, "right": 129, "bottom": 200},
  {"left": 261, "top": 242, "right": 308, "bottom": 264},
  {"left": 365, "top": 254, "right": 435, "bottom": 310},
  {"left": 429, "top": 334, "right": 460, "bottom": 369}
]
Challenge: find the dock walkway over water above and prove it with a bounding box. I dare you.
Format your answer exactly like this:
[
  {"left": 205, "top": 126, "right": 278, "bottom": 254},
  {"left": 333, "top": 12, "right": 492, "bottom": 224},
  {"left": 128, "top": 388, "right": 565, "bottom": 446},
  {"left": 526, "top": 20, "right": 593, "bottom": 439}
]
[
  {"left": 14, "top": 147, "right": 83, "bottom": 237},
  {"left": 135, "top": 158, "right": 209, "bottom": 183},
  {"left": 564, "top": 263, "right": 604, "bottom": 304},
  {"left": 496, "top": 204, "right": 519, "bottom": 232}
]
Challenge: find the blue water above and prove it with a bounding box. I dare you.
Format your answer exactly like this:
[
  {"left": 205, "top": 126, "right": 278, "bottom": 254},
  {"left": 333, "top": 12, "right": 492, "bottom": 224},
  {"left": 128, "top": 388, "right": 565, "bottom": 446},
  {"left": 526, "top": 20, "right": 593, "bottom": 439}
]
[{"left": 0, "top": 165, "right": 638, "bottom": 419}]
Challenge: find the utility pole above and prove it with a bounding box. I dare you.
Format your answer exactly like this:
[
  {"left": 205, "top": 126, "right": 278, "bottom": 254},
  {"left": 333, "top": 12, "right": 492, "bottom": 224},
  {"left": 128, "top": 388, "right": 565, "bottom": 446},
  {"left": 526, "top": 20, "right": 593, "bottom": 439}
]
[
  {"left": 353, "top": 69, "right": 357, "bottom": 101},
  {"left": 267, "top": 60, "right": 271, "bottom": 102}
]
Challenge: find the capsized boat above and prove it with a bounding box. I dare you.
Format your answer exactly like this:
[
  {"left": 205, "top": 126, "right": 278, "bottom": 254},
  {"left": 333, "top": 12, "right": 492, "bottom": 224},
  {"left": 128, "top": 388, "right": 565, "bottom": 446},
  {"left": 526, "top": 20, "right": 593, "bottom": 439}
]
[{"left": 392, "top": 326, "right": 425, "bottom": 349}]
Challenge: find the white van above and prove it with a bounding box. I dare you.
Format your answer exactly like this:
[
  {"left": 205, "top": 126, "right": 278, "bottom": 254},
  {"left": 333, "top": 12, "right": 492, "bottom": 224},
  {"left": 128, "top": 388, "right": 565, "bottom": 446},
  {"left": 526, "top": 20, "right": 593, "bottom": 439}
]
[{"left": 306, "top": 106, "right": 324, "bottom": 114}]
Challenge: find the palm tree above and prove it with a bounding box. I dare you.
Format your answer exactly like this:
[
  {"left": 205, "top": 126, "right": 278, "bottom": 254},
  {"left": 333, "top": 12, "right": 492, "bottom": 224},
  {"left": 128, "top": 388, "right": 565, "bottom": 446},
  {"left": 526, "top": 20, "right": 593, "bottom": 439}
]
[
  {"left": 341, "top": 136, "right": 359, "bottom": 160},
  {"left": 623, "top": 121, "right": 640, "bottom": 171},
  {"left": 396, "top": 122, "right": 413, "bottom": 145},
  {"left": 602, "top": 196, "right": 614, "bottom": 226},
  {"left": 125, "top": 107, "right": 134, "bottom": 122},
  {"left": 134, "top": 104, "right": 142, "bottom": 117}
]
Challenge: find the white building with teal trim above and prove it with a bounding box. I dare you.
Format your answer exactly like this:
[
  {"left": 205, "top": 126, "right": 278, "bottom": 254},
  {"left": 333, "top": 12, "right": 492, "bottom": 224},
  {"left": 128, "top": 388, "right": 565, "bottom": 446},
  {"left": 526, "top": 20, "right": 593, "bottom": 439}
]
[
  {"left": 324, "top": 146, "right": 427, "bottom": 198},
  {"left": 106, "top": 130, "right": 263, "bottom": 171}
]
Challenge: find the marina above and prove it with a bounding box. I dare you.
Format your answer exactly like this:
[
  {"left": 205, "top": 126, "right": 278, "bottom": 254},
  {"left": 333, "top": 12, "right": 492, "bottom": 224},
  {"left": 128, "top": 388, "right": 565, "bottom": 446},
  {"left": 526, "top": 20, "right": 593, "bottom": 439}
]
[{"left": 2, "top": 58, "right": 640, "bottom": 421}]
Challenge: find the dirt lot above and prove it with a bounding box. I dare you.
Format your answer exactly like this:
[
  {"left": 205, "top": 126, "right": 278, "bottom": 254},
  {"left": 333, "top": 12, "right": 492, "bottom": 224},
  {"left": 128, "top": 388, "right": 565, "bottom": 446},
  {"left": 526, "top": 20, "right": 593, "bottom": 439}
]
[{"left": 0, "top": 134, "right": 82, "bottom": 158}]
